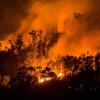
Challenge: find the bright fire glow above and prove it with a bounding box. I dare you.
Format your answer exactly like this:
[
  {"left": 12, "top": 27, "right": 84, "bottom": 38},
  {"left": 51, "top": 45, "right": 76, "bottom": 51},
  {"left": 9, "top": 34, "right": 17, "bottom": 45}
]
[
  {"left": 57, "top": 72, "right": 65, "bottom": 80},
  {"left": 45, "top": 77, "right": 52, "bottom": 81},
  {"left": 39, "top": 78, "right": 45, "bottom": 83},
  {"left": 38, "top": 77, "right": 52, "bottom": 83}
]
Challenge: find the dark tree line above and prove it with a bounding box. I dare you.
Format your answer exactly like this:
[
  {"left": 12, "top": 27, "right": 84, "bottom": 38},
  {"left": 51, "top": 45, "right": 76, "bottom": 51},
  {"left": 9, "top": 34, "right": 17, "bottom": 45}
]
[{"left": 0, "top": 29, "right": 61, "bottom": 78}]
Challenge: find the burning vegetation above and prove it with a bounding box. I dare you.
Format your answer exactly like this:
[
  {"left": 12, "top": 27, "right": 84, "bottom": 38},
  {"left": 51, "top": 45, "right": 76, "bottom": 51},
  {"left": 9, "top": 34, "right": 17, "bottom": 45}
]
[
  {"left": 0, "top": 1, "right": 100, "bottom": 99},
  {"left": 0, "top": 29, "right": 100, "bottom": 91}
]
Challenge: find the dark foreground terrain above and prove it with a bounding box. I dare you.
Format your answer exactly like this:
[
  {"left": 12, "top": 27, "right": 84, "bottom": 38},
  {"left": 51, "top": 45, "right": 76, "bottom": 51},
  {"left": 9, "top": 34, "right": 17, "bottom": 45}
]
[{"left": 0, "top": 78, "right": 100, "bottom": 100}]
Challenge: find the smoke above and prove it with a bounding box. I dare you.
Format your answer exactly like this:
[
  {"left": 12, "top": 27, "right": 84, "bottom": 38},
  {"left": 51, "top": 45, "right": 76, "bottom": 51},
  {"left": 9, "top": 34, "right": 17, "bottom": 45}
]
[
  {"left": 0, "top": 0, "right": 33, "bottom": 40},
  {"left": 0, "top": 0, "right": 100, "bottom": 56},
  {"left": 19, "top": 0, "right": 90, "bottom": 33}
]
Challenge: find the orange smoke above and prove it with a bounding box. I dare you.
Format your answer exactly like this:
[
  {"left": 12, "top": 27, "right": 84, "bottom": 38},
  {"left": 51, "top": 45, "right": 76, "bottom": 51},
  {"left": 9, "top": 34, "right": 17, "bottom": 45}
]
[
  {"left": 15, "top": 0, "right": 99, "bottom": 56},
  {"left": 0, "top": 0, "right": 100, "bottom": 57}
]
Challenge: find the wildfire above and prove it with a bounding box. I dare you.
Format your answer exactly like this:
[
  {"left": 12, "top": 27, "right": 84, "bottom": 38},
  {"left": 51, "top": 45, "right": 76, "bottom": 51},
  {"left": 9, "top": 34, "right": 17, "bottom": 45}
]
[
  {"left": 14, "top": 51, "right": 98, "bottom": 85},
  {"left": 0, "top": 0, "right": 100, "bottom": 91},
  {"left": 38, "top": 72, "right": 65, "bottom": 84}
]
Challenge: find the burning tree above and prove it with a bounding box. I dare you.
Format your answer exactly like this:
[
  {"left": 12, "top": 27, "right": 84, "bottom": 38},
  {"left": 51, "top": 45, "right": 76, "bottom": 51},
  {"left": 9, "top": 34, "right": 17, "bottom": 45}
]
[{"left": 0, "top": 28, "right": 99, "bottom": 91}]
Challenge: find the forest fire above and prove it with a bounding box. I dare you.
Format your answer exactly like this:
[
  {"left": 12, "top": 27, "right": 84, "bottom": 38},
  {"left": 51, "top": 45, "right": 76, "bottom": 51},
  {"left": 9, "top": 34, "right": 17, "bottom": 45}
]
[
  {"left": 0, "top": 1, "right": 100, "bottom": 100},
  {"left": 0, "top": 27, "right": 99, "bottom": 89}
]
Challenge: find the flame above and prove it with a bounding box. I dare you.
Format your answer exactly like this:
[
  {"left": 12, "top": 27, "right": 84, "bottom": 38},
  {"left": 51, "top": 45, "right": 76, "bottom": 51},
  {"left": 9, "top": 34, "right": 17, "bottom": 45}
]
[
  {"left": 0, "top": 0, "right": 99, "bottom": 83},
  {"left": 57, "top": 73, "right": 65, "bottom": 80},
  {"left": 38, "top": 78, "right": 45, "bottom": 83},
  {"left": 57, "top": 73, "right": 64, "bottom": 78},
  {"left": 38, "top": 77, "right": 52, "bottom": 83},
  {"left": 0, "top": 0, "right": 99, "bottom": 55}
]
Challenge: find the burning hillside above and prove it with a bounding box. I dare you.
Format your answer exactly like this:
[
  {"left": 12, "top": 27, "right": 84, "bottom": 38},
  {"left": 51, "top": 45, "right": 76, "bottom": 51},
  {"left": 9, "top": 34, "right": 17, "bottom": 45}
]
[
  {"left": 0, "top": 1, "right": 100, "bottom": 99},
  {"left": 0, "top": 31, "right": 100, "bottom": 88},
  {"left": 0, "top": 27, "right": 99, "bottom": 74}
]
